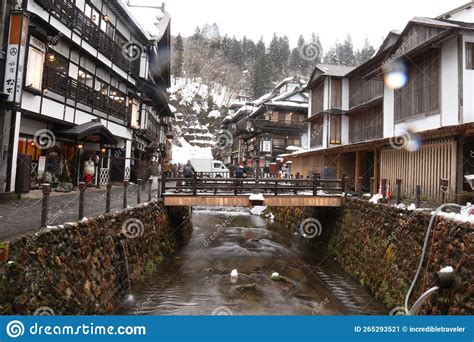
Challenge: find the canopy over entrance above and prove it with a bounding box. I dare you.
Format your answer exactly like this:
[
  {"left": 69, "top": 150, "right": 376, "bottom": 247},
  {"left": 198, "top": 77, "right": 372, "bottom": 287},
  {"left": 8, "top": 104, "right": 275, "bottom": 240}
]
[{"left": 58, "top": 119, "right": 118, "bottom": 145}]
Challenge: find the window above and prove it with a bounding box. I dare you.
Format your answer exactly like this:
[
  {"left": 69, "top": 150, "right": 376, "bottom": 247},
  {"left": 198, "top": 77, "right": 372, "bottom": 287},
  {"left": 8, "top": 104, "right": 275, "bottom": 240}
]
[
  {"left": 311, "top": 82, "right": 324, "bottom": 115},
  {"left": 310, "top": 116, "right": 324, "bottom": 148},
  {"left": 394, "top": 49, "right": 440, "bottom": 122},
  {"left": 331, "top": 79, "right": 342, "bottom": 109},
  {"left": 78, "top": 68, "right": 94, "bottom": 88},
  {"left": 25, "top": 37, "right": 45, "bottom": 91},
  {"left": 329, "top": 115, "right": 341, "bottom": 145},
  {"left": 467, "top": 43, "right": 474, "bottom": 70}
]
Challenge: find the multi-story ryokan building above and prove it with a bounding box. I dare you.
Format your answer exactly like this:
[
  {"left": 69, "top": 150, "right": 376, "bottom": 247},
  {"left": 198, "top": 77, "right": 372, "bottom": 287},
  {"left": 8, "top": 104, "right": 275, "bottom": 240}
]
[
  {"left": 289, "top": 1, "right": 474, "bottom": 203},
  {"left": 0, "top": 0, "right": 173, "bottom": 194}
]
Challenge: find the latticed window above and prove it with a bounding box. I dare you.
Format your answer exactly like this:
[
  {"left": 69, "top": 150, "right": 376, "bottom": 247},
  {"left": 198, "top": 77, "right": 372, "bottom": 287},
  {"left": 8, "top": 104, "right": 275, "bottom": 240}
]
[
  {"left": 394, "top": 48, "right": 440, "bottom": 122},
  {"left": 310, "top": 116, "right": 324, "bottom": 148},
  {"left": 329, "top": 115, "right": 341, "bottom": 145},
  {"left": 467, "top": 43, "right": 474, "bottom": 70}
]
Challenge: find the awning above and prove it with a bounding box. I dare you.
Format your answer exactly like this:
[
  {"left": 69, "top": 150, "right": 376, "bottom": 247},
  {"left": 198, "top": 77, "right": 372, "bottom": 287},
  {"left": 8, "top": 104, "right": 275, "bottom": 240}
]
[
  {"left": 57, "top": 119, "right": 118, "bottom": 145},
  {"left": 138, "top": 79, "right": 173, "bottom": 118}
]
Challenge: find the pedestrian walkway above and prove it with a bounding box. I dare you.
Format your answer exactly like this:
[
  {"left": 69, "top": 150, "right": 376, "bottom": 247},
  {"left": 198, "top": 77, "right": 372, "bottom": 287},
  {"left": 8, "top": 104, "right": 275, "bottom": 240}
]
[{"left": 0, "top": 183, "right": 149, "bottom": 241}]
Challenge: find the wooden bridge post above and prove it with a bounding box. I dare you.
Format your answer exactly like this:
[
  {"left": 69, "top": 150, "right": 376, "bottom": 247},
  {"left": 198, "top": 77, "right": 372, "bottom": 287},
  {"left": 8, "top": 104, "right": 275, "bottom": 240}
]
[
  {"left": 137, "top": 179, "right": 142, "bottom": 204},
  {"left": 79, "top": 182, "right": 86, "bottom": 220},
  {"left": 123, "top": 180, "right": 129, "bottom": 208},
  {"left": 106, "top": 182, "right": 112, "bottom": 213},
  {"left": 396, "top": 178, "right": 402, "bottom": 205},
  {"left": 41, "top": 184, "right": 51, "bottom": 228},
  {"left": 358, "top": 177, "right": 363, "bottom": 198},
  {"left": 341, "top": 174, "right": 347, "bottom": 197},
  {"left": 370, "top": 177, "right": 375, "bottom": 196},
  {"left": 192, "top": 172, "right": 197, "bottom": 196},
  {"left": 381, "top": 179, "right": 387, "bottom": 203},
  {"left": 160, "top": 172, "right": 166, "bottom": 198},
  {"left": 440, "top": 178, "right": 448, "bottom": 204},
  {"left": 416, "top": 185, "right": 422, "bottom": 208},
  {"left": 313, "top": 172, "right": 320, "bottom": 196},
  {"left": 234, "top": 179, "right": 238, "bottom": 196},
  {"left": 148, "top": 178, "right": 153, "bottom": 202},
  {"left": 274, "top": 178, "right": 278, "bottom": 196}
]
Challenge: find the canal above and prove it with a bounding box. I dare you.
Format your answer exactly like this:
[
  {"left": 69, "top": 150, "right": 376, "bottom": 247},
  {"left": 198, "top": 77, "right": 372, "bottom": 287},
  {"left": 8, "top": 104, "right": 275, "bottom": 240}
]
[{"left": 117, "top": 208, "right": 387, "bottom": 315}]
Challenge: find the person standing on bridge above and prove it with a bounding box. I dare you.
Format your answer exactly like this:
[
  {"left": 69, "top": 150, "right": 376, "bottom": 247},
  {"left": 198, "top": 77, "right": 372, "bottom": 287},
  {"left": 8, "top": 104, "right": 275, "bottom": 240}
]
[
  {"left": 235, "top": 163, "right": 245, "bottom": 188},
  {"left": 183, "top": 160, "right": 195, "bottom": 179}
]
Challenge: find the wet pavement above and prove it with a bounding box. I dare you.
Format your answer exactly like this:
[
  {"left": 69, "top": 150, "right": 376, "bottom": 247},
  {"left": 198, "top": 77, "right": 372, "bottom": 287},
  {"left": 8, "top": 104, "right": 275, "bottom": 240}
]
[
  {"left": 0, "top": 184, "right": 147, "bottom": 241},
  {"left": 117, "top": 208, "right": 387, "bottom": 315}
]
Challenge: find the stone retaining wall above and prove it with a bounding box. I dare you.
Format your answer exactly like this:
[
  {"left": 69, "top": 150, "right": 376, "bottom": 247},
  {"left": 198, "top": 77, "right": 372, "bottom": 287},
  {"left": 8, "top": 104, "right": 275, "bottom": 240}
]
[
  {"left": 0, "top": 201, "right": 192, "bottom": 315},
  {"left": 266, "top": 199, "right": 473, "bottom": 315}
]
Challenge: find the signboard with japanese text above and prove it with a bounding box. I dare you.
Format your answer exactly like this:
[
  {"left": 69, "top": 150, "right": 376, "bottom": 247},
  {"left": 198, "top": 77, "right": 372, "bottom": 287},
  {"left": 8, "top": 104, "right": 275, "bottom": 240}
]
[
  {"left": 3, "top": 12, "right": 29, "bottom": 104},
  {"left": 261, "top": 138, "right": 272, "bottom": 153}
]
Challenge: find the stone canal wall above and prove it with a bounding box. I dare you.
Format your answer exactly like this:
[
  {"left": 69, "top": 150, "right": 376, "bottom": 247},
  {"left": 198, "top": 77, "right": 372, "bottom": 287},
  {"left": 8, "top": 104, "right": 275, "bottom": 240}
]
[
  {"left": 265, "top": 199, "right": 473, "bottom": 315},
  {"left": 0, "top": 201, "right": 192, "bottom": 315}
]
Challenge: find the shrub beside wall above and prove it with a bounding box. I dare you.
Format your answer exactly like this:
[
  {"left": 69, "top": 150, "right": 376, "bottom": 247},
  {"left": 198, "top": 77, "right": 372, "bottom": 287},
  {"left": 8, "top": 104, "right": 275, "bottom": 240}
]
[{"left": 0, "top": 201, "right": 192, "bottom": 315}]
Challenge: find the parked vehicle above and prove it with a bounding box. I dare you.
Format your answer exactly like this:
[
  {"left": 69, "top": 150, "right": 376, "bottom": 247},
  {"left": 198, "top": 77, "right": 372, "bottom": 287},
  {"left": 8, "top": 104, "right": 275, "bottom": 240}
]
[{"left": 190, "top": 159, "right": 230, "bottom": 178}]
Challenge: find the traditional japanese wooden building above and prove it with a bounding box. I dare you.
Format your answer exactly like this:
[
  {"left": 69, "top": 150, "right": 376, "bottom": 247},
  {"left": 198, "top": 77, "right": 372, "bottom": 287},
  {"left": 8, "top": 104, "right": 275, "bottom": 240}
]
[
  {"left": 290, "top": 2, "right": 474, "bottom": 202},
  {"left": 0, "top": 0, "right": 172, "bottom": 193}
]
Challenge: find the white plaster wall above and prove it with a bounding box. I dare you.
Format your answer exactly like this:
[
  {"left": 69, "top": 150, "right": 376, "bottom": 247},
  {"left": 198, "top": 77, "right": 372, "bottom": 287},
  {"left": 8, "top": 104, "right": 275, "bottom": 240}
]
[
  {"left": 394, "top": 114, "right": 441, "bottom": 134},
  {"left": 21, "top": 92, "right": 41, "bottom": 113},
  {"left": 342, "top": 78, "right": 349, "bottom": 111},
  {"left": 41, "top": 98, "right": 64, "bottom": 121},
  {"left": 441, "top": 37, "right": 459, "bottom": 126},
  {"left": 322, "top": 114, "right": 328, "bottom": 149},
  {"left": 341, "top": 115, "right": 349, "bottom": 145},
  {"left": 323, "top": 78, "right": 329, "bottom": 110},
  {"left": 301, "top": 132, "right": 308, "bottom": 150},
  {"left": 464, "top": 34, "right": 474, "bottom": 123},
  {"left": 449, "top": 7, "right": 474, "bottom": 22}
]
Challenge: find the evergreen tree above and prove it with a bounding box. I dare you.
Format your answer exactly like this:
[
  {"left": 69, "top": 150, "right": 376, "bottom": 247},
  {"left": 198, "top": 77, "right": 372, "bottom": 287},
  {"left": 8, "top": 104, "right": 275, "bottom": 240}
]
[
  {"left": 310, "top": 33, "right": 323, "bottom": 64},
  {"left": 230, "top": 37, "right": 244, "bottom": 68},
  {"left": 355, "top": 38, "right": 376, "bottom": 65},
  {"left": 191, "top": 26, "right": 202, "bottom": 42},
  {"left": 269, "top": 33, "right": 281, "bottom": 73},
  {"left": 172, "top": 33, "right": 184, "bottom": 77},
  {"left": 339, "top": 35, "right": 355, "bottom": 66},
  {"left": 252, "top": 39, "right": 272, "bottom": 98},
  {"left": 278, "top": 36, "right": 290, "bottom": 71}
]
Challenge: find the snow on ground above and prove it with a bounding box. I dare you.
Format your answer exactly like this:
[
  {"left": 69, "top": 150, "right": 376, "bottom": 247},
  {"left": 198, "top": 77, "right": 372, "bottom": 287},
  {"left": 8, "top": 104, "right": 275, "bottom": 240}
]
[
  {"left": 250, "top": 206, "right": 267, "bottom": 216},
  {"left": 208, "top": 110, "right": 221, "bottom": 119},
  {"left": 171, "top": 137, "right": 213, "bottom": 164},
  {"left": 435, "top": 203, "right": 474, "bottom": 224},
  {"left": 168, "top": 77, "right": 233, "bottom": 108},
  {"left": 369, "top": 194, "right": 383, "bottom": 204}
]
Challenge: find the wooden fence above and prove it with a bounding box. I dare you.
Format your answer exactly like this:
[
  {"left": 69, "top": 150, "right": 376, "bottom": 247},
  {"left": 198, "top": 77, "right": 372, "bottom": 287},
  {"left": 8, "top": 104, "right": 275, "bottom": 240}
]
[{"left": 380, "top": 139, "right": 457, "bottom": 202}]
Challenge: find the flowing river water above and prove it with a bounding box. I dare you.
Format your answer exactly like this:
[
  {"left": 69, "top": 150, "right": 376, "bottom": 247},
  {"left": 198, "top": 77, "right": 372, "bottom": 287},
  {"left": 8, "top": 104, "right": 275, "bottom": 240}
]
[{"left": 117, "top": 208, "right": 387, "bottom": 315}]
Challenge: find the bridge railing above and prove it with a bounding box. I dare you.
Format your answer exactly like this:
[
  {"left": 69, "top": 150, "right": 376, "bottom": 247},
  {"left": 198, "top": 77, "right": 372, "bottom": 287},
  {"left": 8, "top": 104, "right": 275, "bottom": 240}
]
[{"left": 161, "top": 172, "right": 348, "bottom": 197}]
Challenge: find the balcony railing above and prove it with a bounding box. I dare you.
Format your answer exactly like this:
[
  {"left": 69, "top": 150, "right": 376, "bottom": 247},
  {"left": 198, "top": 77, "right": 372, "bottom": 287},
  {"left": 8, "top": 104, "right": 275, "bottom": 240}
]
[
  {"left": 43, "top": 68, "right": 132, "bottom": 122},
  {"left": 40, "top": 0, "right": 140, "bottom": 77}
]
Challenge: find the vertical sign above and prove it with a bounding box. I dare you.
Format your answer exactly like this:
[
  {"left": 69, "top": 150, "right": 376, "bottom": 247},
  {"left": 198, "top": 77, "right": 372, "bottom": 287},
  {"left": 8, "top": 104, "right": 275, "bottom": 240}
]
[{"left": 3, "top": 12, "right": 29, "bottom": 104}]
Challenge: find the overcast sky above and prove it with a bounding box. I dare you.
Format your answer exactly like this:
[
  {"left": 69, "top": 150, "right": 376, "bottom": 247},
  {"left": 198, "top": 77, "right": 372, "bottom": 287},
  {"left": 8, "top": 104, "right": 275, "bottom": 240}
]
[{"left": 127, "top": 0, "right": 468, "bottom": 50}]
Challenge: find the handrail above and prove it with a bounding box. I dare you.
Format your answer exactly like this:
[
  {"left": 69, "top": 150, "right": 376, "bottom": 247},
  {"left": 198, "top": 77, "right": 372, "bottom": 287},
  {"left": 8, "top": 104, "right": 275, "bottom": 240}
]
[{"left": 161, "top": 173, "right": 347, "bottom": 197}]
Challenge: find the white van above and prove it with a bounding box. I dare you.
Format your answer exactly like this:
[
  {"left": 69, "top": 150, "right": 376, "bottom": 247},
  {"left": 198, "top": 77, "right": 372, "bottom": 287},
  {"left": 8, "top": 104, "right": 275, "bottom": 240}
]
[{"left": 190, "top": 159, "right": 230, "bottom": 177}]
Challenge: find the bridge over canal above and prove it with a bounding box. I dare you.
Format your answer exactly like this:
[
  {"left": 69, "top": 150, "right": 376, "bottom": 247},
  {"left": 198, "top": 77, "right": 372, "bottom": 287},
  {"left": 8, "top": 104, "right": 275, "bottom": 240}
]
[{"left": 161, "top": 173, "right": 347, "bottom": 207}]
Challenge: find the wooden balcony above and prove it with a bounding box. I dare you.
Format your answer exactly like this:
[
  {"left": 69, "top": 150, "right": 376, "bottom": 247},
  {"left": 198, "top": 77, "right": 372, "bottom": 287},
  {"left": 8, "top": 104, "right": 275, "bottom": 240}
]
[
  {"left": 40, "top": 0, "right": 136, "bottom": 76},
  {"left": 43, "top": 68, "right": 132, "bottom": 123}
]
